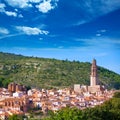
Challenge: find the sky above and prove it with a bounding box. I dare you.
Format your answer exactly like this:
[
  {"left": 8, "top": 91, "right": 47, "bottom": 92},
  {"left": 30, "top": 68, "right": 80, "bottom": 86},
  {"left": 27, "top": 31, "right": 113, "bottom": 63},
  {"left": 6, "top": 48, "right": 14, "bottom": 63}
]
[{"left": 0, "top": 0, "right": 120, "bottom": 74}]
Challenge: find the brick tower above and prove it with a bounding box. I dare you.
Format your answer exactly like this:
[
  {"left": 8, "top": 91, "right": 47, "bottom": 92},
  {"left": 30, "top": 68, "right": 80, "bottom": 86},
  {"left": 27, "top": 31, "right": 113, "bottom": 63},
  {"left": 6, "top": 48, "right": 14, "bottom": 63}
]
[{"left": 90, "top": 59, "right": 98, "bottom": 86}]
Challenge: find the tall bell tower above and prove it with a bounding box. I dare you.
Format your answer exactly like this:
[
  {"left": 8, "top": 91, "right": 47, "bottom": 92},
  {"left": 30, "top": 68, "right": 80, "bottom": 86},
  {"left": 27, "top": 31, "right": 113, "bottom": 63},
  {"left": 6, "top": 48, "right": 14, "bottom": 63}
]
[{"left": 90, "top": 59, "right": 98, "bottom": 86}]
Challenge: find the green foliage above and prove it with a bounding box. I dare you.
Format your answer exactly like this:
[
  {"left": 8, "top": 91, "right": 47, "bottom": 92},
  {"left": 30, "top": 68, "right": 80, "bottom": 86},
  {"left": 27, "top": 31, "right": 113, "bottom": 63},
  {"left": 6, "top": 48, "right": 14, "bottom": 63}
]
[
  {"left": 0, "top": 52, "right": 120, "bottom": 89},
  {"left": 8, "top": 114, "right": 25, "bottom": 120},
  {"left": 44, "top": 107, "right": 83, "bottom": 120},
  {"left": 113, "top": 92, "right": 120, "bottom": 98},
  {"left": 0, "top": 77, "right": 13, "bottom": 88}
]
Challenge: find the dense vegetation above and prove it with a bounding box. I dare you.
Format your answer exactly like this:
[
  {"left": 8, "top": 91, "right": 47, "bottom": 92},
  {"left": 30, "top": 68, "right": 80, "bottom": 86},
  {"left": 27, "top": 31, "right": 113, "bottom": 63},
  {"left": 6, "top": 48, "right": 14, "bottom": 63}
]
[{"left": 0, "top": 52, "right": 120, "bottom": 89}]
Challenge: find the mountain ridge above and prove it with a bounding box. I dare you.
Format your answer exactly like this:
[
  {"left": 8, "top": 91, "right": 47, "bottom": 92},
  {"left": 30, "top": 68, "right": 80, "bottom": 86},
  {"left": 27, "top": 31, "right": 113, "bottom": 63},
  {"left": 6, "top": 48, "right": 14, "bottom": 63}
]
[{"left": 0, "top": 52, "right": 120, "bottom": 89}]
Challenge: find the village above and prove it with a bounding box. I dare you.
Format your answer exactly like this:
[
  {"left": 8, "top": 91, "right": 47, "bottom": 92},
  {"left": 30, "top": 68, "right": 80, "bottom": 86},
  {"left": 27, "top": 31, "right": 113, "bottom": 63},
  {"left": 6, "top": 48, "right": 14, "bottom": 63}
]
[{"left": 0, "top": 59, "right": 114, "bottom": 119}]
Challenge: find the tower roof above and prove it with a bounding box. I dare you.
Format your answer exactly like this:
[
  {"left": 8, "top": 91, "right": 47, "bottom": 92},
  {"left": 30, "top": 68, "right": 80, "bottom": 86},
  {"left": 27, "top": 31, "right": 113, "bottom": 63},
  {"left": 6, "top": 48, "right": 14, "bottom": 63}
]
[{"left": 92, "top": 59, "right": 96, "bottom": 66}]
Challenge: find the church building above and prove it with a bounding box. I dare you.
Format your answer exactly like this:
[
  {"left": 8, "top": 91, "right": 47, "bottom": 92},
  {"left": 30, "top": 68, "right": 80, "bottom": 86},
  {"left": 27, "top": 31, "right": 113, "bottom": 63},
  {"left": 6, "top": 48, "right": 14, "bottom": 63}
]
[
  {"left": 88, "top": 59, "right": 104, "bottom": 93},
  {"left": 74, "top": 59, "right": 105, "bottom": 94}
]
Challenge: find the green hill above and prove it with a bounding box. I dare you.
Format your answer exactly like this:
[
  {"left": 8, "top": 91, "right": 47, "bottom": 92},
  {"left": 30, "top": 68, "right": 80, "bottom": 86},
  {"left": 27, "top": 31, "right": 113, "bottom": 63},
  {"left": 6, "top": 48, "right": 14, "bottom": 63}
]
[{"left": 0, "top": 52, "right": 120, "bottom": 89}]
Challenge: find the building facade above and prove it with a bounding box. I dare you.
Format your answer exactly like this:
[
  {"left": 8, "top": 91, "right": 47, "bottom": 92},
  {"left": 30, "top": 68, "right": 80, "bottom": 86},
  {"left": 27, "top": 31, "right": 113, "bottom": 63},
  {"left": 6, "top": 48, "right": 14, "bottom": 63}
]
[
  {"left": 90, "top": 59, "right": 98, "bottom": 86},
  {"left": 88, "top": 59, "right": 104, "bottom": 93},
  {"left": 74, "top": 59, "right": 104, "bottom": 94}
]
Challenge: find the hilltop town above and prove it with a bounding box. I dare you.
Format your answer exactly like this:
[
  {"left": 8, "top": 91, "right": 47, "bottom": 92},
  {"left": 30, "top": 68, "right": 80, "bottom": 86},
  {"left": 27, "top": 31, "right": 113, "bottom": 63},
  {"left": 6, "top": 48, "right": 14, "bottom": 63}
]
[{"left": 0, "top": 59, "right": 114, "bottom": 119}]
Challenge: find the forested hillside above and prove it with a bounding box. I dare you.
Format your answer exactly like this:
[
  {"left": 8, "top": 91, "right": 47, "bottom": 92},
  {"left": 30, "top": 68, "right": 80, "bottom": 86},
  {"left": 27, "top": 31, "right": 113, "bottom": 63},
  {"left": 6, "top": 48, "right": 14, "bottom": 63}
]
[{"left": 0, "top": 52, "right": 120, "bottom": 89}]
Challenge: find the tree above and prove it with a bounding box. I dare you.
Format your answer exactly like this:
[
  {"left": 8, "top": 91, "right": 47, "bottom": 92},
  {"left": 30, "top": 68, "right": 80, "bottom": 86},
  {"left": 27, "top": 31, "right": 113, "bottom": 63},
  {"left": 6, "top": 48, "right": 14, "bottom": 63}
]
[
  {"left": 8, "top": 114, "right": 22, "bottom": 120},
  {"left": 113, "top": 92, "right": 120, "bottom": 98}
]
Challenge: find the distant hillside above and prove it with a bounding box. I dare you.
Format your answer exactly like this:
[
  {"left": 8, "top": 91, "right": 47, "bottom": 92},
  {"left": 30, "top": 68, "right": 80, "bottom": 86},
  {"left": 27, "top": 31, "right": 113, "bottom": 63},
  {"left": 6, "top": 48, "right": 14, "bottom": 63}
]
[{"left": 0, "top": 52, "right": 120, "bottom": 89}]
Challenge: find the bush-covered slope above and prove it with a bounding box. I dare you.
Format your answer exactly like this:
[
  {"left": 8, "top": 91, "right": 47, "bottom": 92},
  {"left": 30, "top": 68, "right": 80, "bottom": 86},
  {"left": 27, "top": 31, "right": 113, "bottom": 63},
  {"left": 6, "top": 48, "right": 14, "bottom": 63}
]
[{"left": 0, "top": 52, "right": 120, "bottom": 89}]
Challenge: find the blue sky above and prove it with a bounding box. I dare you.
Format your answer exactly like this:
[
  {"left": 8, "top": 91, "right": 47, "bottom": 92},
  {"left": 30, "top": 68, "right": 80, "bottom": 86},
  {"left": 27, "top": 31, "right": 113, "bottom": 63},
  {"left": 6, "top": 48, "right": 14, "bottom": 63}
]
[{"left": 0, "top": 0, "right": 120, "bottom": 74}]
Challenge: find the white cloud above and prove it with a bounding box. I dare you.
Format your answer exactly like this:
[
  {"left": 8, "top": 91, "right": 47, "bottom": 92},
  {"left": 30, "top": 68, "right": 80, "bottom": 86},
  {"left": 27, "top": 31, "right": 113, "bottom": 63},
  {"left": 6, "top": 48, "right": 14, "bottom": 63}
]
[
  {"left": 70, "top": 0, "right": 120, "bottom": 27},
  {"left": 72, "top": 0, "right": 120, "bottom": 26},
  {"left": 0, "top": 33, "right": 23, "bottom": 40},
  {"left": 0, "top": 27, "right": 9, "bottom": 34},
  {"left": 39, "top": 38, "right": 43, "bottom": 40},
  {"left": 0, "top": 3, "right": 6, "bottom": 12},
  {"left": 5, "top": 0, "right": 32, "bottom": 8},
  {"left": 15, "top": 9, "right": 18, "bottom": 12},
  {"left": 5, "top": 0, "right": 58, "bottom": 13},
  {"left": 100, "top": 0, "right": 120, "bottom": 13},
  {"left": 16, "top": 26, "right": 49, "bottom": 35},
  {"left": 73, "top": 37, "right": 115, "bottom": 49},
  {"left": 81, "top": 0, "right": 120, "bottom": 17},
  {"left": 18, "top": 14, "right": 23, "bottom": 18},
  {"left": 0, "top": 3, "right": 18, "bottom": 17},
  {"left": 5, "top": 11, "right": 17, "bottom": 17},
  {"left": 29, "top": 0, "right": 42, "bottom": 3},
  {"left": 96, "top": 29, "right": 107, "bottom": 37},
  {"left": 97, "top": 29, "right": 107, "bottom": 33},
  {"left": 110, "top": 39, "right": 120, "bottom": 44},
  {"left": 100, "top": 29, "right": 106, "bottom": 33},
  {"left": 0, "top": 3, "right": 5, "bottom": 8},
  {"left": 36, "top": 0, "right": 55, "bottom": 13},
  {"left": 96, "top": 33, "right": 101, "bottom": 37},
  {"left": 72, "top": 20, "right": 87, "bottom": 26}
]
